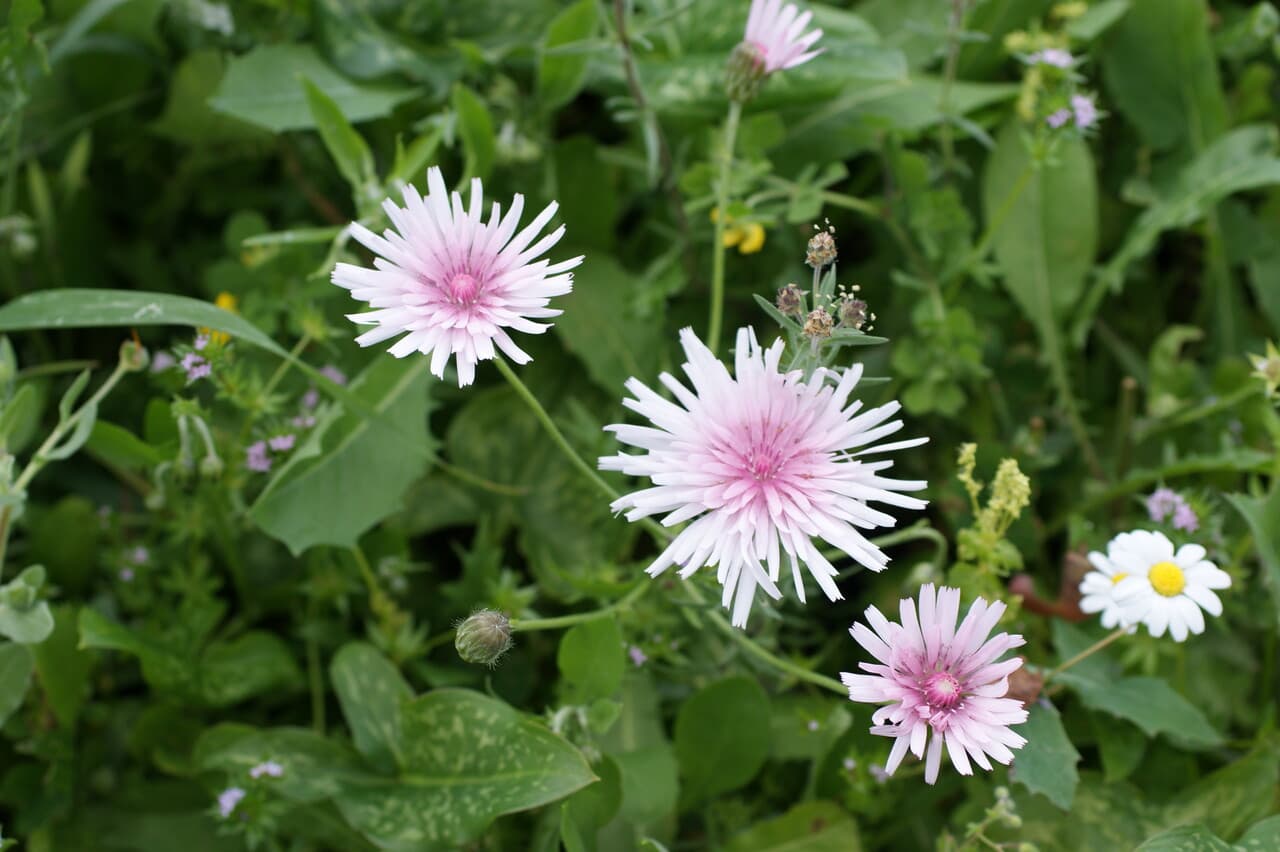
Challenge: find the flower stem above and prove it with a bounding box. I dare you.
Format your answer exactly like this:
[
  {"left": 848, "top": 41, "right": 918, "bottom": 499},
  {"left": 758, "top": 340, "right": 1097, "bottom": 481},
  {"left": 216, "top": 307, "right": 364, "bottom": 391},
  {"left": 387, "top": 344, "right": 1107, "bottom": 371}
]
[
  {"left": 707, "top": 99, "right": 743, "bottom": 356},
  {"left": 708, "top": 603, "right": 846, "bottom": 695},
  {"left": 1044, "top": 627, "right": 1128, "bottom": 682},
  {"left": 510, "top": 581, "right": 650, "bottom": 633},
  {"left": 493, "top": 356, "right": 670, "bottom": 545}
]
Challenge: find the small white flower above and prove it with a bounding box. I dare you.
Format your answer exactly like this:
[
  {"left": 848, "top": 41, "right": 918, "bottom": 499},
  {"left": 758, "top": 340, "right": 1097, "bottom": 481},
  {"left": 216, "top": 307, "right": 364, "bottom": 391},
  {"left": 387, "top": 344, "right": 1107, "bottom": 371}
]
[{"left": 1096, "top": 530, "right": 1230, "bottom": 642}]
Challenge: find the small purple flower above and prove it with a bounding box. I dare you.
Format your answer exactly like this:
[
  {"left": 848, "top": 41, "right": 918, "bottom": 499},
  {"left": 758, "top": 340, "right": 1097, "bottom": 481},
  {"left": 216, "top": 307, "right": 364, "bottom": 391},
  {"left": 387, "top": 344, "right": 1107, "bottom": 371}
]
[
  {"left": 150, "top": 351, "right": 176, "bottom": 372},
  {"left": 119, "top": 568, "right": 135, "bottom": 583},
  {"left": 217, "top": 787, "right": 245, "bottom": 819},
  {"left": 246, "top": 441, "right": 272, "bottom": 473},
  {"left": 181, "top": 352, "right": 210, "bottom": 384},
  {"left": 1172, "top": 502, "right": 1199, "bottom": 533},
  {"left": 291, "top": 414, "right": 317, "bottom": 430},
  {"left": 128, "top": 546, "right": 149, "bottom": 565},
  {"left": 249, "top": 760, "right": 284, "bottom": 779},
  {"left": 1071, "top": 94, "right": 1098, "bottom": 129},
  {"left": 1046, "top": 108, "right": 1072, "bottom": 129},
  {"left": 627, "top": 645, "right": 647, "bottom": 667},
  {"left": 1146, "top": 487, "right": 1181, "bottom": 522},
  {"left": 807, "top": 719, "right": 820, "bottom": 732},
  {"left": 194, "top": 334, "right": 210, "bottom": 351},
  {"left": 301, "top": 388, "right": 320, "bottom": 410},
  {"left": 268, "top": 434, "right": 295, "bottom": 453},
  {"left": 1030, "top": 48, "right": 1073, "bottom": 68},
  {"left": 320, "top": 365, "right": 348, "bottom": 386}
]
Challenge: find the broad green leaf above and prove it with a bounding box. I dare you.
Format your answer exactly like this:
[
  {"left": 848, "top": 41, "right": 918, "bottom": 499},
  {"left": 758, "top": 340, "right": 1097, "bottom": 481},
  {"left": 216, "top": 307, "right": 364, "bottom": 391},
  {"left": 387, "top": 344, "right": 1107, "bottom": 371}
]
[
  {"left": 612, "top": 745, "right": 679, "bottom": 826},
  {"left": 303, "top": 80, "right": 376, "bottom": 203},
  {"left": 1164, "top": 738, "right": 1280, "bottom": 840},
  {"left": 1133, "top": 824, "right": 1231, "bottom": 852},
  {"left": 674, "top": 676, "right": 771, "bottom": 805},
  {"left": 1237, "top": 815, "right": 1280, "bottom": 849},
  {"left": 1013, "top": 703, "right": 1080, "bottom": 809},
  {"left": 0, "top": 642, "right": 33, "bottom": 725},
  {"left": 725, "top": 801, "right": 861, "bottom": 852},
  {"left": 78, "top": 608, "right": 194, "bottom": 696},
  {"left": 32, "top": 605, "right": 91, "bottom": 728},
  {"left": 209, "top": 44, "right": 414, "bottom": 133},
  {"left": 452, "top": 84, "right": 495, "bottom": 182},
  {"left": 555, "top": 254, "right": 664, "bottom": 394},
  {"left": 1092, "top": 712, "right": 1146, "bottom": 783},
  {"left": 195, "top": 724, "right": 373, "bottom": 802},
  {"left": 538, "top": 0, "right": 597, "bottom": 110},
  {"left": 334, "top": 689, "right": 596, "bottom": 848},
  {"left": 249, "top": 357, "right": 435, "bottom": 555},
  {"left": 200, "top": 632, "right": 303, "bottom": 707},
  {"left": 982, "top": 121, "right": 1097, "bottom": 343},
  {"left": 86, "top": 421, "right": 162, "bottom": 469},
  {"left": 1099, "top": 126, "right": 1280, "bottom": 290},
  {"left": 1066, "top": 0, "right": 1131, "bottom": 40},
  {"left": 0, "top": 600, "right": 53, "bottom": 644},
  {"left": 564, "top": 755, "right": 622, "bottom": 851},
  {"left": 330, "top": 642, "right": 412, "bottom": 772},
  {"left": 1101, "top": 0, "right": 1228, "bottom": 152},
  {"left": 1017, "top": 775, "right": 1162, "bottom": 849},
  {"left": 0, "top": 288, "right": 285, "bottom": 356},
  {"left": 557, "top": 615, "right": 624, "bottom": 703},
  {"left": 1225, "top": 489, "right": 1280, "bottom": 627},
  {"left": 151, "top": 49, "right": 265, "bottom": 144}
]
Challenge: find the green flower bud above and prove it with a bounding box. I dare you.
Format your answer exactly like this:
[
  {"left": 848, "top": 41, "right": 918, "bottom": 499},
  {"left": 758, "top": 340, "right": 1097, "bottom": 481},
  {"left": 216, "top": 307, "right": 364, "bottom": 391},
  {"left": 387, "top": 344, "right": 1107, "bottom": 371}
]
[
  {"left": 119, "top": 339, "right": 149, "bottom": 373},
  {"left": 725, "top": 42, "right": 767, "bottom": 104},
  {"left": 455, "top": 610, "right": 512, "bottom": 667}
]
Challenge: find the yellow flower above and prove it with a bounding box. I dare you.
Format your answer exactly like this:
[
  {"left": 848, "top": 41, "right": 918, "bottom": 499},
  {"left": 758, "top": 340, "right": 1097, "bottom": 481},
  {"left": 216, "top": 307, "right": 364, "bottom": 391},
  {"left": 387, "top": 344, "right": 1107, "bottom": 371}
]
[
  {"left": 1051, "top": 2, "right": 1088, "bottom": 20},
  {"left": 712, "top": 208, "right": 767, "bottom": 255},
  {"left": 201, "top": 291, "right": 239, "bottom": 345}
]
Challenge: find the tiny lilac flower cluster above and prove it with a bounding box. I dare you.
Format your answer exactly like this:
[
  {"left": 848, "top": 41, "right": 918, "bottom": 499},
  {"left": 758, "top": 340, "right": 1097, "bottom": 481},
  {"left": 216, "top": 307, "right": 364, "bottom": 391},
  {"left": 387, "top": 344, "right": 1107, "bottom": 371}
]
[
  {"left": 1145, "top": 487, "right": 1199, "bottom": 532},
  {"left": 246, "top": 431, "right": 296, "bottom": 474},
  {"left": 215, "top": 760, "right": 285, "bottom": 821}
]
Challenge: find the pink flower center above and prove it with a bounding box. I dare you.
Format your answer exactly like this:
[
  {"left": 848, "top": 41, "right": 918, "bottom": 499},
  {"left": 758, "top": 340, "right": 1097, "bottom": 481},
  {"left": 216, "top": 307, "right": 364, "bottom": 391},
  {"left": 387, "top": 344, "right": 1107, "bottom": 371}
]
[
  {"left": 746, "top": 447, "right": 782, "bottom": 481},
  {"left": 446, "top": 272, "right": 481, "bottom": 304},
  {"left": 923, "top": 671, "right": 963, "bottom": 710}
]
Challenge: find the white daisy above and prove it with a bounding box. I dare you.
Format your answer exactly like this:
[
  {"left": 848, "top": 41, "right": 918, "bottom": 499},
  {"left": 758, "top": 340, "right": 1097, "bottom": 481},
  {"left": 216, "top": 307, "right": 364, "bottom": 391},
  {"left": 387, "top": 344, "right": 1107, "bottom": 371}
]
[{"left": 1105, "top": 530, "right": 1230, "bottom": 642}]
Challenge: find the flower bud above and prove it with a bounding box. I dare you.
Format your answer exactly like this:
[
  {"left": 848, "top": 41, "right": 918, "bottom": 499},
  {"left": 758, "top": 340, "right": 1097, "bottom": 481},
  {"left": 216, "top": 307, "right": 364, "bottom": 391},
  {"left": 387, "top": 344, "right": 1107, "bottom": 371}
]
[
  {"left": 805, "top": 230, "right": 837, "bottom": 269},
  {"left": 775, "top": 283, "right": 803, "bottom": 317},
  {"left": 455, "top": 609, "right": 512, "bottom": 667},
  {"left": 119, "top": 339, "right": 150, "bottom": 372},
  {"left": 838, "top": 296, "right": 867, "bottom": 329},
  {"left": 725, "top": 42, "right": 767, "bottom": 103},
  {"left": 802, "top": 309, "right": 833, "bottom": 340},
  {"left": 1005, "top": 664, "right": 1043, "bottom": 705},
  {"left": 199, "top": 455, "right": 224, "bottom": 479}
]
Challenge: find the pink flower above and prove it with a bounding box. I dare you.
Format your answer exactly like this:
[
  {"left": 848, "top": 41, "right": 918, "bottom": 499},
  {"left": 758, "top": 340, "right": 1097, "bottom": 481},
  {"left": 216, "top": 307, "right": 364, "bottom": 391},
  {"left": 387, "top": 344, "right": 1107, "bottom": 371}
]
[
  {"left": 1071, "top": 93, "right": 1099, "bottom": 130},
  {"left": 246, "top": 441, "right": 271, "bottom": 473},
  {"left": 600, "top": 327, "right": 927, "bottom": 627},
  {"left": 1146, "top": 487, "right": 1181, "bottom": 522},
  {"left": 268, "top": 434, "right": 295, "bottom": 452},
  {"left": 1046, "top": 108, "right": 1072, "bottom": 129},
  {"left": 744, "top": 0, "right": 824, "bottom": 74},
  {"left": 1029, "top": 48, "right": 1073, "bottom": 68},
  {"left": 841, "top": 584, "right": 1029, "bottom": 784},
  {"left": 332, "top": 167, "right": 582, "bottom": 386},
  {"left": 181, "top": 352, "right": 210, "bottom": 383}
]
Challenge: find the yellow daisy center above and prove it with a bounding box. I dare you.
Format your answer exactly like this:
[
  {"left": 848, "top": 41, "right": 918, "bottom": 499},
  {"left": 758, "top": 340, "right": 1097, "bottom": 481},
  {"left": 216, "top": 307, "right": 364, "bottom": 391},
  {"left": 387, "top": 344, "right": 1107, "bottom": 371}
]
[
  {"left": 1110, "top": 572, "right": 1128, "bottom": 585},
  {"left": 1148, "top": 561, "right": 1185, "bottom": 597}
]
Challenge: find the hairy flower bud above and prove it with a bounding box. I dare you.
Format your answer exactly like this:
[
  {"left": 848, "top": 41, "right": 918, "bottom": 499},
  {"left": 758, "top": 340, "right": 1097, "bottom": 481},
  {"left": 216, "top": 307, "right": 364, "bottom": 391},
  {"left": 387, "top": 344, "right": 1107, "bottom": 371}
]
[
  {"left": 805, "top": 230, "right": 837, "bottom": 269},
  {"left": 455, "top": 609, "right": 512, "bottom": 667},
  {"left": 725, "top": 42, "right": 767, "bottom": 103},
  {"left": 802, "top": 309, "right": 833, "bottom": 340},
  {"left": 775, "top": 283, "right": 803, "bottom": 317}
]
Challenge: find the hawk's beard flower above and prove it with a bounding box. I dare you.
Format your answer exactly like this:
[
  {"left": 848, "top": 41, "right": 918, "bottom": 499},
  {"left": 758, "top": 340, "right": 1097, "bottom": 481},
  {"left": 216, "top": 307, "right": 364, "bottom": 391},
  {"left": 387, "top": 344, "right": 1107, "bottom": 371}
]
[
  {"left": 744, "top": 0, "right": 824, "bottom": 74},
  {"left": 841, "top": 584, "right": 1029, "bottom": 785},
  {"left": 332, "top": 167, "right": 582, "bottom": 386},
  {"left": 1101, "top": 529, "right": 1230, "bottom": 642},
  {"left": 600, "top": 327, "right": 928, "bottom": 627}
]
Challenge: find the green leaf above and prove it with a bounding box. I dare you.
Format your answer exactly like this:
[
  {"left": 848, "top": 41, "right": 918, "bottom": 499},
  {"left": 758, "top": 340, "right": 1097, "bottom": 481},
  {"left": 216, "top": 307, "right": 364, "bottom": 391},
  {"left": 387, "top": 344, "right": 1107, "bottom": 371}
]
[
  {"left": 0, "top": 288, "right": 285, "bottom": 356},
  {"left": 452, "top": 84, "right": 496, "bottom": 182},
  {"left": 200, "top": 632, "right": 302, "bottom": 707},
  {"left": 1066, "top": 0, "right": 1131, "bottom": 40},
  {"left": 557, "top": 615, "right": 624, "bottom": 704},
  {"left": 31, "top": 605, "right": 91, "bottom": 728},
  {"left": 1100, "top": 126, "right": 1280, "bottom": 290},
  {"left": 78, "top": 608, "right": 194, "bottom": 695},
  {"left": 86, "top": 421, "right": 162, "bottom": 469},
  {"left": 0, "top": 384, "right": 38, "bottom": 446},
  {"left": 151, "top": 49, "right": 266, "bottom": 144},
  {"left": 249, "top": 357, "right": 435, "bottom": 555},
  {"left": 1092, "top": 712, "right": 1146, "bottom": 783},
  {"left": 1100, "top": 0, "right": 1228, "bottom": 152},
  {"left": 1237, "top": 815, "right": 1280, "bottom": 849},
  {"left": 538, "top": 0, "right": 597, "bottom": 110},
  {"left": 1013, "top": 702, "right": 1080, "bottom": 809},
  {"left": 1133, "top": 824, "right": 1231, "bottom": 852},
  {"left": 209, "top": 44, "right": 415, "bottom": 133},
  {"left": 303, "top": 79, "right": 376, "bottom": 202},
  {"left": 674, "top": 676, "right": 771, "bottom": 805},
  {"left": 982, "top": 121, "right": 1098, "bottom": 343},
  {"left": 333, "top": 689, "right": 596, "bottom": 848},
  {"left": 564, "top": 755, "right": 622, "bottom": 850},
  {"left": 1164, "top": 738, "right": 1280, "bottom": 840},
  {"left": 1225, "top": 489, "right": 1280, "bottom": 628},
  {"left": 195, "top": 724, "right": 373, "bottom": 802},
  {"left": 0, "top": 642, "right": 33, "bottom": 726},
  {"left": 0, "top": 600, "right": 53, "bottom": 644},
  {"left": 554, "top": 254, "right": 664, "bottom": 394},
  {"left": 330, "top": 642, "right": 412, "bottom": 772},
  {"left": 725, "top": 801, "right": 862, "bottom": 852}
]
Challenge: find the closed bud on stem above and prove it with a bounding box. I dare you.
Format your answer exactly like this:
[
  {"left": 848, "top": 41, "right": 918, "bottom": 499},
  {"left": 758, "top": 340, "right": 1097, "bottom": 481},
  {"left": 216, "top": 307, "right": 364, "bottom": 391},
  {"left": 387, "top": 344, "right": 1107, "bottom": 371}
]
[
  {"left": 775, "top": 283, "right": 803, "bottom": 317},
  {"left": 119, "top": 339, "right": 149, "bottom": 372},
  {"left": 455, "top": 609, "right": 512, "bottom": 667},
  {"left": 725, "top": 42, "right": 767, "bottom": 103}
]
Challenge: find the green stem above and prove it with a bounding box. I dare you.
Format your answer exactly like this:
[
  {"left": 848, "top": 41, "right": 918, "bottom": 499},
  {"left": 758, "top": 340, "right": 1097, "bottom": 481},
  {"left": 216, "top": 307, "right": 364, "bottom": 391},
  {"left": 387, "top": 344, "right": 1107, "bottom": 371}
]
[
  {"left": 305, "top": 597, "right": 326, "bottom": 733},
  {"left": 707, "top": 100, "right": 742, "bottom": 356},
  {"left": 261, "top": 334, "right": 311, "bottom": 401},
  {"left": 937, "top": 0, "right": 967, "bottom": 175},
  {"left": 704, "top": 598, "right": 845, "bottom": 695},
  {"left": 510, "top": 581, "right": 650, "bottom": 632},
  {"left": 436, "top": 458, "right": 530, "bottom": 497},
  {"left": 1045, "top": 318, "right": 1106, "bottom": 481},
  {"left": 1043, "top": 627, "right": 1128, "bottom": 682},
  {"left": 958, "top": 162, "right": 1033, "bottom": 283}
]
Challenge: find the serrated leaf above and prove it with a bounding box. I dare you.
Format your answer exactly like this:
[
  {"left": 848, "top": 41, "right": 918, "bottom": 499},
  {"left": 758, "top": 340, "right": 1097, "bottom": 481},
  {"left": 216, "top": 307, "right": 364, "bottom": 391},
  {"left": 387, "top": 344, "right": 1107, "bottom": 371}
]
[
  {"left": 557, "top": 616, "right": 624, "bottom": 704},
  {"left": 538, "top": 0, "right": 597, "bottom": 110},
  {"left": 333, "top": 689, "right": 596, "bottom": 848},
  {"left": 1013, "top": 702, "right": 1080, "bottom": 809},
  {"left": 249, "top": 357, "right": 435, "bottom": 555},
  {"left": 0, "top": 289, "right": 285, "bottom": 356},
  {"left": 675, "top": 676, "right": 771, "bottom": 805},
  {"left": 209, "top": 44, "right": 414, "bottom": 133},
  {"left": 330, "top": 642, "right": 412, "bottom": 772}
]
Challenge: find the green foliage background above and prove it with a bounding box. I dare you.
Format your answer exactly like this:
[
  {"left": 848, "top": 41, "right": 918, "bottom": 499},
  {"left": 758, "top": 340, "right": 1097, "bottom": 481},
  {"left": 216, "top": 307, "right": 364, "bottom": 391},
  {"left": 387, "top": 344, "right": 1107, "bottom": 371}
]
[{"left": 0, "top": 0, "right": 1278, "bottom": 849}]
